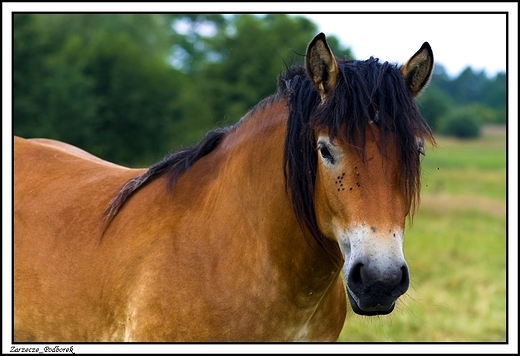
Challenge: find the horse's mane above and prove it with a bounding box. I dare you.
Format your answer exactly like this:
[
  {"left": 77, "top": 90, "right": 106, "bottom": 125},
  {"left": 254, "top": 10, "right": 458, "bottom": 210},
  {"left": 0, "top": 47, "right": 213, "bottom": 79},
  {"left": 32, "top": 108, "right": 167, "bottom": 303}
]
[
  {"left": 103, "top": 127, "right": 231, "bottom": 225},
  {"left": 281, "top": 58, "right": 434, "bottom": 264}
]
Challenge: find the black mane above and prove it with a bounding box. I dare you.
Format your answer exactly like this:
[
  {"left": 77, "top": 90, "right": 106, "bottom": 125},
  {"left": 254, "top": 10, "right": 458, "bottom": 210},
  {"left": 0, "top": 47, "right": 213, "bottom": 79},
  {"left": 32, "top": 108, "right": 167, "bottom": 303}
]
[
  {"left": 281, "top": 58, "right": 434, "bottom": 264},
  {"left": 104, "top": 127, "right": 231, "bottom": 225}
]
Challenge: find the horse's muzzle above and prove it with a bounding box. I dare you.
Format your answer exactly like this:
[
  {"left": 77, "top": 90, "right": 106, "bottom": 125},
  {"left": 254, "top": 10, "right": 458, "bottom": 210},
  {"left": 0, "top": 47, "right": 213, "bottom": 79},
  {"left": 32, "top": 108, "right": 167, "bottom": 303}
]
[{"left": 345, "top": 262, "right": 409, "bottom": 316}]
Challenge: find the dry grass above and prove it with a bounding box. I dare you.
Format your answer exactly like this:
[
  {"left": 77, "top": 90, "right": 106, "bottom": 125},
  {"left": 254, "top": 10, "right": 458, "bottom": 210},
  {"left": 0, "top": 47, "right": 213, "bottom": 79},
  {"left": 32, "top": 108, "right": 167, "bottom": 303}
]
[{"left": 420, "top": 193, "right": 506, "bottom": 219}]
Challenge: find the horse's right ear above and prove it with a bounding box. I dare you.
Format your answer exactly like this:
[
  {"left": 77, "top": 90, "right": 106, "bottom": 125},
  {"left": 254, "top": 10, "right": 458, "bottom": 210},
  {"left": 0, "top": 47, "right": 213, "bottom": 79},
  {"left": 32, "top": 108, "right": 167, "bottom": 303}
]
[
  {"left": 305, "top": 33, "right": 339, "bottom": 100},
  {"left": 400, "top": 42, "right": 434, "bottom": 97}
]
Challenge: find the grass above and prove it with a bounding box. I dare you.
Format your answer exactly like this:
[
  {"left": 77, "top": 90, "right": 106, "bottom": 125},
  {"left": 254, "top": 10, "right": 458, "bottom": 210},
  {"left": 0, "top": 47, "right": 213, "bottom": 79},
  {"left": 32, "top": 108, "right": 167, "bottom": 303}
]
[{"left": 337, "top": 125, "right": 508, "bottom": 343}]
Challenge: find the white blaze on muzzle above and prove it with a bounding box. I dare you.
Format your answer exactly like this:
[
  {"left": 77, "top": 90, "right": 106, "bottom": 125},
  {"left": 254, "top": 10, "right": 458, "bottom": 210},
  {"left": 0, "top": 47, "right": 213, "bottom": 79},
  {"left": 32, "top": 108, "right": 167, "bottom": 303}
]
[{"left": 338, "top": 223, "right": 409, "bottom": 315}]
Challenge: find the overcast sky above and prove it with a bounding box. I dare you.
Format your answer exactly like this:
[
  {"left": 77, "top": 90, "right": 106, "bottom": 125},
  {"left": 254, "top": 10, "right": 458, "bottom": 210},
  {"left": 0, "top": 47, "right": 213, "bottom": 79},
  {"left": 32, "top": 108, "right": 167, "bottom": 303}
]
[{"left": 300, "top": 13, "right": 508, "bottom": 77}]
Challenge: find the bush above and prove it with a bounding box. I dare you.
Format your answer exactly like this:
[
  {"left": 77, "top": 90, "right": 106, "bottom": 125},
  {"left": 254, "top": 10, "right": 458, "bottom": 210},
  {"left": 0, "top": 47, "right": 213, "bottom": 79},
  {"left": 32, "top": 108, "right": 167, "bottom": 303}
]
[{"left": 438, "top": 110, "right": 482, "bottom": 139}]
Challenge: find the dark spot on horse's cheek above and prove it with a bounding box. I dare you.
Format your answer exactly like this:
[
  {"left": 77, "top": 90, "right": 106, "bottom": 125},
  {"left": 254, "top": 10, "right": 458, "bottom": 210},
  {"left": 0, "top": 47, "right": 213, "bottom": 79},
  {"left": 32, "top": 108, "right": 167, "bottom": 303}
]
[{"left": 371, "top": 226, "right": 377, "bottom": 233}]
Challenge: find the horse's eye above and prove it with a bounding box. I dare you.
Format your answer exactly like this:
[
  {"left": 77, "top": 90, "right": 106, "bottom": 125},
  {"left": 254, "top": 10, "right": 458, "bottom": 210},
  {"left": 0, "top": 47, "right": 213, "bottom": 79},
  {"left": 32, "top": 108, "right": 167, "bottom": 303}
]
[{"left": 319, "top": 145, "right": 334, "bottom": 163}]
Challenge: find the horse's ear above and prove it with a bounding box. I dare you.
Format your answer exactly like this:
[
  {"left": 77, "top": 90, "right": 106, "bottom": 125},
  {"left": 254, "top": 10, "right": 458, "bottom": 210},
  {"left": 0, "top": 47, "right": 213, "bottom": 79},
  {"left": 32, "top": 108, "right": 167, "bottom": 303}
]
[
  {"left": 306, "top": 33, "right": 339, "bottom": 100},
  {"left": 400, "top": 42, "right": 434, "bottom": 97}
]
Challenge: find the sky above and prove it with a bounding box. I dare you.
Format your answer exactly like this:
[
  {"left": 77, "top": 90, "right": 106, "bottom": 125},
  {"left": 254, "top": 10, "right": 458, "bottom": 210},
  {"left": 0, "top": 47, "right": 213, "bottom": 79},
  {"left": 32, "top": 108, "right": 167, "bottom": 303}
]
[{"left": 301, "top": 13, "right": 508, "bottom": 78}]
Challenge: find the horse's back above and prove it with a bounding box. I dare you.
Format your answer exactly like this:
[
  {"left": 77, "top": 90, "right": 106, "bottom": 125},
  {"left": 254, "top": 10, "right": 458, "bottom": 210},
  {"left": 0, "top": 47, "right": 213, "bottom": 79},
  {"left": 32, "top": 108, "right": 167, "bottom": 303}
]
[
  {"left": 14, "top": 136, "right": 142, "bottom": 341},
  {"left": 24, "top": 137, "right": 128, "bottom": 168},
  {"left": 14, "top": 136, "right": 137, "bottom": 223}
]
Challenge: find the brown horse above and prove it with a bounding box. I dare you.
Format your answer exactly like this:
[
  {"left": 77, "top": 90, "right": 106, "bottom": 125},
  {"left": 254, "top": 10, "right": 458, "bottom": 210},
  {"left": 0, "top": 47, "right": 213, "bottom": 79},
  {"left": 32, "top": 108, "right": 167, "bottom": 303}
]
[{"left": 14, "top": 33, "right": 434, "bottom": 342}]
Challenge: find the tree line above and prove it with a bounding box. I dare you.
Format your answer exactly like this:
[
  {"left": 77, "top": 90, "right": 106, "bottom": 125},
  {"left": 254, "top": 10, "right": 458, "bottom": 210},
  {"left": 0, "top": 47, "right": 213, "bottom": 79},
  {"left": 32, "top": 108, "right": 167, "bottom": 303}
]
[{"left": 13, "top": 14, "right": 506, "bottom": 166}]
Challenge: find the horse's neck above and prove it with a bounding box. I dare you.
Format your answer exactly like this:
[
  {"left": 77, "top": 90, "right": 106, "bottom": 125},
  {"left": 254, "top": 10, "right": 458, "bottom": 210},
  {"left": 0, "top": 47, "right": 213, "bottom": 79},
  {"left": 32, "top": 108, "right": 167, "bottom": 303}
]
[
  {"left": 210, "top": 100, "right": 339, "bottom": 284},
  {"left": 218, "top": 101, "right": 289, "bottom": 205},
  {"left": 212, "top": 101, "right": 289, "bottom": 230}
]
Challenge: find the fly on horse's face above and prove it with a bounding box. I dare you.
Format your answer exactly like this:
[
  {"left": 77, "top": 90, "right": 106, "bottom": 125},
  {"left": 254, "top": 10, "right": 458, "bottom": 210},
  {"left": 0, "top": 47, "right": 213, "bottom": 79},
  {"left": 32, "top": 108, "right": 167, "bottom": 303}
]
[{"left": 306, "top": 34, "right": 434, "bottom": 315}]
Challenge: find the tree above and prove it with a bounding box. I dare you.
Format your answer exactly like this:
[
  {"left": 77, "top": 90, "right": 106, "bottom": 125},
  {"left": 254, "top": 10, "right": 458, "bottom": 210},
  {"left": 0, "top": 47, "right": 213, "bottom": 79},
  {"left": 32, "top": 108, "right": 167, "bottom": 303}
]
[
  {"left": 419, "top": 64, "right": 506, "bottom": 132},
  {"left": 438, "top": 109, "right": 482, "bottom": 139},
  {"left": 167, "top": 14, "right": 228, "bottom": 73},
  {"left": 13, "top": 14, "right": 206, "bottom": 166},
  {"left": 192, "top": 14, "right": 352, "bottom": 125},
  {"left": 415, "top": 84, "right": 454, "bottom": 131}
]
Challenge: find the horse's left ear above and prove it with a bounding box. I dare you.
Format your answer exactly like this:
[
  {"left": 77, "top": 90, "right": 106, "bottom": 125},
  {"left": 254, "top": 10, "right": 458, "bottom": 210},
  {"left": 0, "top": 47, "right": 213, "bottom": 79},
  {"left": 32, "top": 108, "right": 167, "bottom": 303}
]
[
  {"left": 400, "top": 42, "right": 434, "bottom": 97},
  {"left": 306, "top": 32, "right": 339, "bottom": 100}
]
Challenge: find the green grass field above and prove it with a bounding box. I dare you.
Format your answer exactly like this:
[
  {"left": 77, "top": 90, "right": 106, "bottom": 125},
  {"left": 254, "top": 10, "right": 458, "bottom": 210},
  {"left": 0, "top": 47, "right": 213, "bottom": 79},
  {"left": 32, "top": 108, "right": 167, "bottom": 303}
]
[{"left": 338, "top": 125, "right": 508, "bottom": 342}]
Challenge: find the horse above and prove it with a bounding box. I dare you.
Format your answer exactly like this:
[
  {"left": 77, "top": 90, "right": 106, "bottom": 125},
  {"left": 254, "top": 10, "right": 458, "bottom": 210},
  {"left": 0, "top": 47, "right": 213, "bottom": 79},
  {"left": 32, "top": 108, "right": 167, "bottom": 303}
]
[{"left": 14, "top": 32, "right": 434, "bottom": 342}]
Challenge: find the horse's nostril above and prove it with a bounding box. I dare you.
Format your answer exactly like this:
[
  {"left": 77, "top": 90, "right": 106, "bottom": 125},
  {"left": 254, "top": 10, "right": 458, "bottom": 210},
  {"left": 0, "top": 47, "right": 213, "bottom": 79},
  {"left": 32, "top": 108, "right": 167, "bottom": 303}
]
[
  {"left": 399, "top": 265, "right": 410, "bottom": 293},
  {"left": 350, "top": 263, "right": 363, "bottom": 287}
]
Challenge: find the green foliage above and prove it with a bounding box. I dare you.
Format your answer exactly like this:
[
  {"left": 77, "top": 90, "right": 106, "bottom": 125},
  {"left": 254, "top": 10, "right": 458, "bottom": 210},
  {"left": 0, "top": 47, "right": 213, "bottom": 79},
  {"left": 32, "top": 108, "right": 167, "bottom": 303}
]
[
  {"left": 167, "top": 14, "right": 228, "bottom": 73},
  {"left": 463, "top": 103, "right": 505, "bottom": 125},
  {"left": 422, "top": 65, "right": 506, "bottom": 133},
  {"left": 438, "top": 109, "right": 482, "bottom": 139},
  {"left": 13, "top": 14, "right": 195, "bottom": 166},
  {"left": 433, "top": 65, "right": 506, "bottom": 110},
  {"left": 192, "top": 14, "right": 352, "bottom": 125},
  {"left": 416, "top": 85, "right": 454, "bottom": 130}
]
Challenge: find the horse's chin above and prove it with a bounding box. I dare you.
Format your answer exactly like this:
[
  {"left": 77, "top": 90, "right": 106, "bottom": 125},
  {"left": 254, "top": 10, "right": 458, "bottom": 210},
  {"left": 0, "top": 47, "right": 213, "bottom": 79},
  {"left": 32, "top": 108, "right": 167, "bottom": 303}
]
[{"left": 346, "top": 290, "right": 396, "bottom": 316}]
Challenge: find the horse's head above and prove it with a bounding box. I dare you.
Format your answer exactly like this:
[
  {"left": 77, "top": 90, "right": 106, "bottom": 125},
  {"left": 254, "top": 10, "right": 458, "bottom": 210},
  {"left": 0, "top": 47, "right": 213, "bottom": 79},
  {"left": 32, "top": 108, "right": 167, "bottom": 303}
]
[{"left": 302, "top": 33, "right": 434, "bottom": 315}]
